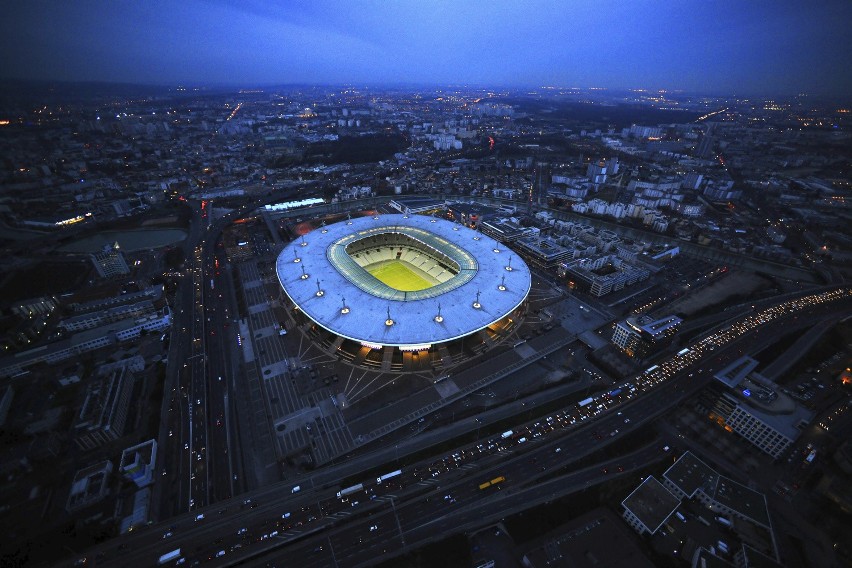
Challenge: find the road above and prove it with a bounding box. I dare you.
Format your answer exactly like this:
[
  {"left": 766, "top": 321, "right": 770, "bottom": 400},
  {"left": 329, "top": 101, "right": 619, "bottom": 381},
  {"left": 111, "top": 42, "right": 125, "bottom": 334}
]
[{"left": 76, "top": 231, "right": 850, "bottom": 567}]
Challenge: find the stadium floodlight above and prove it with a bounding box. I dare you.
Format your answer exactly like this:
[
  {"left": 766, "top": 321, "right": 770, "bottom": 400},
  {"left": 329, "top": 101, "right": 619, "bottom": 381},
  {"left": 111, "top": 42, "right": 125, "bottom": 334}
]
[{"left": 434, "top": 303, "right": 444, "bottom": 323}]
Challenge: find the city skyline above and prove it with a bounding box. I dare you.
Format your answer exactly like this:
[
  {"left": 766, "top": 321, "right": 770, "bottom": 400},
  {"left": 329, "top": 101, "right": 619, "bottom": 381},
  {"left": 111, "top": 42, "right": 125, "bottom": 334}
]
[{"left": 2, "top": 0, "right": 852, "bottom": 98}]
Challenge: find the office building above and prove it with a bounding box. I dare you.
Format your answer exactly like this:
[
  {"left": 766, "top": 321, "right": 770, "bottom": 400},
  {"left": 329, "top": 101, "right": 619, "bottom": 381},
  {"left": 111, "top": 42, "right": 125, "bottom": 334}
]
[
  {"left": 91, "top": 242, "right": 129, "bottom": 278},
  {"left": 612, "top": 315, "right": 682, "bottom": 359},
  {"left": 704, "top": 356, "right": 814, "bottom": 459}
]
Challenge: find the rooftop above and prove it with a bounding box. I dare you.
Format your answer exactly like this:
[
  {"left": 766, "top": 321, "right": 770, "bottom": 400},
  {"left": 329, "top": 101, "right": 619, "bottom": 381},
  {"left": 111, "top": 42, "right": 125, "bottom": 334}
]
[
  {"left": 663, "top": 451, "right": 719, "bottom": 499},
  {"left": 521, "top": 508, "right": 655, "bottom": 568},
  {"left": 621, "top": 476, "right": 681, "bottom": 534},
  {"left": 664, "top": 452, "right": 771, "bottom": 527},
  {"left": 714, "top": 355, "right": 760, "bottom": 388}
]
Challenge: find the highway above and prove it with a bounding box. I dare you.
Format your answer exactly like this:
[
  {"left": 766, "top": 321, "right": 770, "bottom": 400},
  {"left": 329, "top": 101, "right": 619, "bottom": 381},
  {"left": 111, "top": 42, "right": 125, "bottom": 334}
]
[
  {"left": 72, "top": 282, "right": 850, "bottom": 568},
  {"left": 158, "top": 194, "right": 299, "bottom": 519}
]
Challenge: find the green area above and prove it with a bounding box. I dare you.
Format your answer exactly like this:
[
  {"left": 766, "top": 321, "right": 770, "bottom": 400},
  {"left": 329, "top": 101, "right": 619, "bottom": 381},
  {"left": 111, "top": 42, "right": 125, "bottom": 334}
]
[{"left": 367, "top": 260, "right": 436, "bottom": 292}]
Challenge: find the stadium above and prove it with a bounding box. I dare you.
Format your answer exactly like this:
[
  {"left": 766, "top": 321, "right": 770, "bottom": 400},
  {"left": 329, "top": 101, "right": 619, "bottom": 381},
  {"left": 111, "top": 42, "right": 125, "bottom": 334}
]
[{"left": 275, "top": 213, "right": 532, "bottom": 372}]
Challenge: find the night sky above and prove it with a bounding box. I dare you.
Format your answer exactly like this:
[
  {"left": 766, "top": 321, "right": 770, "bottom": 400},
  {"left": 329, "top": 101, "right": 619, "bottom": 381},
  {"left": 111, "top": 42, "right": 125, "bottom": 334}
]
[{"left": 2, "top": 0, "right": 850, "bottom": 97}]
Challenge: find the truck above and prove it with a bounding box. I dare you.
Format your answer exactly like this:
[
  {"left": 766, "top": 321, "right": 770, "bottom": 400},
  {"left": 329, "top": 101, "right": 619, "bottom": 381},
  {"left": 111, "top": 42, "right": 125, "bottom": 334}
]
[
  {"left": 579, "top": 397, "right": 594, "bottom": 407},
  {"left": 336, "top": 483, "right": 363, "bottom": 498},
  {"left": 377, "top": 470, "right": 402, "bottom": 484},
  {"left": 158, "top": 548, "right": 182, "bottom": 565}
]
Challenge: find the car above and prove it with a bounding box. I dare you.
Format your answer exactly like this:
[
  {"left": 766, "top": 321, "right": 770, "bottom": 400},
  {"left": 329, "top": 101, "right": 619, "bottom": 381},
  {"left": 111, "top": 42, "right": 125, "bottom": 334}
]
[
  {"left": 196, "top": 399, "right": 201, "bottom": 405},
  {"left": 282, "top": 512, "right": 291, "bottom": 519},
  {"left": 237, "top": 528, "right": 247, "bottom": 535},
  {"left": 184, "top": 443, "right": 189, "bottom": 449},
  {"left": 369, "top": 524, "right": 378, "bottom": 531},
  {"left": 195, "top": 513, "right": 204, "bottom": 521},
  {"left": 162, "top": 530, "right": 173, "bottom": 539},
  {"left": 216, "top": 550, "right": 225, "bottom": 558}
]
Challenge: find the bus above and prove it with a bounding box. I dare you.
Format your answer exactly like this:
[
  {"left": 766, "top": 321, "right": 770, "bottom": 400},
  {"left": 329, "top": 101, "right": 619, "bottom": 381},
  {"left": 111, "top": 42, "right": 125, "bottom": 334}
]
[
  {"left": 478, "top": 476, "right": 506, "bottom": 490},
  {"left": 377, "top": 470, "right": 402, "bottom": 484}
]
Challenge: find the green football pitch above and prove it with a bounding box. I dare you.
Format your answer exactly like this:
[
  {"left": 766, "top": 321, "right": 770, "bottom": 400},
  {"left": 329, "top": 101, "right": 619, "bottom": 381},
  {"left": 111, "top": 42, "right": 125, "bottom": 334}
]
[{"left": 367, "top": 260, "right": 437, "bottom": 292}]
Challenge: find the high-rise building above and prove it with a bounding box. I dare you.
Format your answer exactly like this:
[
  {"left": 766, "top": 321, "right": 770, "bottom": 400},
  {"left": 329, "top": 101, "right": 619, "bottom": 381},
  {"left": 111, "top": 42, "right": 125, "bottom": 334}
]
[
  {"left": 696, "top": 124, "right": 716, "bottom": 158},
  {"left": 586, "top": 160, "right": 608, "bottom": 186},
  {"left": 91, "top": 242, "right": 129, "bottom": 278},
  {"left": 683, "top": 172, "right": 703, "bottom": 190},
  {"left": 532, "top": 161, "right": 550, "bottom": 206}
]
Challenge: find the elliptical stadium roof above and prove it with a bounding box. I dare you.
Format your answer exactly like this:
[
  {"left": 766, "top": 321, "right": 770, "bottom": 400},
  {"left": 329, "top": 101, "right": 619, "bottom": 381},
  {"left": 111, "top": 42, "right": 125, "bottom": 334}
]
[{"left": 276, "top": 213, "right": 531, "bottom": 348}]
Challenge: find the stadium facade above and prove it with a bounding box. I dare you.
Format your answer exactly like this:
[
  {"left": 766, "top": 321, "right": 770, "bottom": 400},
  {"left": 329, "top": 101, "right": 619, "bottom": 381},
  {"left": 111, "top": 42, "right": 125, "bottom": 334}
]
[{"left": 275, "top": 214, "right": 531, "bottom": 371}]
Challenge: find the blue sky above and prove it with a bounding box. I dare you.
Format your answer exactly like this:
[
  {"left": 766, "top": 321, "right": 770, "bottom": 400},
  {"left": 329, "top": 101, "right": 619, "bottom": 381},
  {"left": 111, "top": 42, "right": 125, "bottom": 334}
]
[{"left": 2, "top": 0, "right": 849, "bottom": 97}]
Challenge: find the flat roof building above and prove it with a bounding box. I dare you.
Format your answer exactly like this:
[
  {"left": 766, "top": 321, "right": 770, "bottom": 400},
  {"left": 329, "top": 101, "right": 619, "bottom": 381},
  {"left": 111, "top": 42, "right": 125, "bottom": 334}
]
[
  {"left": 66, "top": 460, "right": 113, "bottom": 512},
  {"left": 707, "top": 356, "right": 813, "bottom": 459},
  {"left": 662, "top": 452, "right": 771, "bottom": 528},
  {"left": 120, "top": 439, "right": 157, "bottom": 488},
  {"left": 612, "top": 314, "right": 682, "bottom": 359},
  {"left": 523, "top": 508, "right": 655, "bottom": 568},
  {"left": 73, "top": 363, "right": 136, "bottom": 451},
  {"left": 514, "top": 235, "right": 574, "bottom": 269},
  {"left": 622, "top": 476, "right": 681, "bottom": 535}
]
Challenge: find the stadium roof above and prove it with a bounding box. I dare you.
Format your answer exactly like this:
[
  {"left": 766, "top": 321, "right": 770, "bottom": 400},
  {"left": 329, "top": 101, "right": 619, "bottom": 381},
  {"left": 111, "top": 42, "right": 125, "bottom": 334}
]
[{"left": 276, "top": 213, "right": 531, "bottom": 348}]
